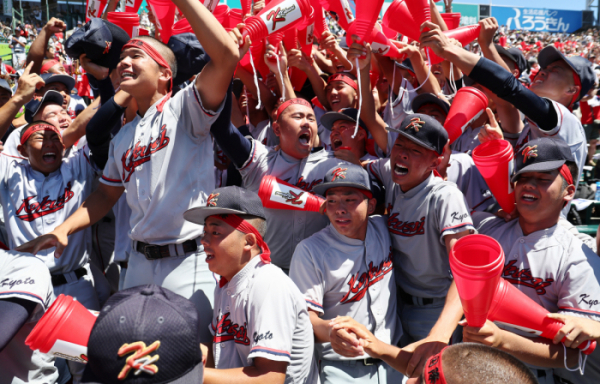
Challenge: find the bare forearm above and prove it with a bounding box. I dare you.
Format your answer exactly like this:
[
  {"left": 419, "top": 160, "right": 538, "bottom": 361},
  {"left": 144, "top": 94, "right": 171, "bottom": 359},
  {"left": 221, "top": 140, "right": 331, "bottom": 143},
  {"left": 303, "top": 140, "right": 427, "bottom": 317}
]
[
  {"left": 274, "top": 71, "right": 296, "bottom": 101},
  {"left": 310, "top": 313, "right": 331, "bottom": 343},
  {"left": 358, "top": 66, "right": 388, "bottom": 152},
  {"left": 236, "top": 68, "right": 277, "bottom": 115},
  {"left": 0, "top": 96, "right": 26, "bottom": 138},
  {"left": 26, "top": 29, "right": 51, "bottom": 74},
  {"left": 204, "top": 367, "right": 284, "bottom": 384},
  {"left": 411, "top": 54, "right": 441, "bottom": 96},
  {"left": 499, "top": 330, "right": 580, "bottom": 368},
  {"left": 368, "top": 341, "right": 411, "bottom": 375},
  {"left": 444, "top": 45, "right": 481, "bottom": 77},
  {"left": 428, "top": 282, "right": 463, "bottom": 341}
]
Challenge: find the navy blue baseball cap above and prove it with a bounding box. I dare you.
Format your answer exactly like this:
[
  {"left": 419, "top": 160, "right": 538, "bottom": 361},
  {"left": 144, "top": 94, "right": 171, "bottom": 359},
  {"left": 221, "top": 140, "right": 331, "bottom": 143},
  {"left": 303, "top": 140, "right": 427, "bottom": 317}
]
[
  {"left": 24, "top": 90, "right": 64, "bottom": 123},
  {"left": 66, "top": 18, "right": 130, "bottom": 70},
  {"left": 538, "top": 46, "right": 595, "bottom": 103},
  {"left": 395, "top": 58, "right": 415, "bottom": 76},
  {"left": 411, "top": 93, "right": 450, "bottom": 116},
  {"left": 389, "top": 113, "right": 448, "bottom": 155},
  {"left": 0, "top": 79, "right": 12, "bottom": 95},
  {"left": 313, "top": 163, "right": 372, "bottom": 196},
  {"left": 320, "top": 108, "right": 367, "bottom": 131},
  {"left": 511, "top": 137, "right": 575, "bottom": 182},
  {"left": 41, "top": 73, "right": 75, "bottom": 92},
  {"left": 82, "top": 285, "right": 203, "bottom": 383},
  {"left": 183, "top": 186, "right": 266, "bottom": 225},
  {"left": 495, "top": 44, "right": 529, "bottom": 76},
  {"left": 167, "top": 33, "right": 210, "bottom": 88}
]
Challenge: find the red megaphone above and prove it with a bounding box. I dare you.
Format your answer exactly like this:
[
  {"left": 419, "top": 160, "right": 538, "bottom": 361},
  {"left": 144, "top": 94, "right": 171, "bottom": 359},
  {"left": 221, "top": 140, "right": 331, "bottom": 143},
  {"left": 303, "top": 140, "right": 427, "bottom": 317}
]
[
  {"left": 25, "top": 295, "right": 98, "bottom": 363},
  {"left": 472, "top": 139, "right": 516, "bottom": 215},
  {"left": 213, "top": 4, "right": 231, "bottom": 26},
  {"left": 488, "top": 279, "right": 596, "bottom": 355},
  {"left": 258, "top": 175, "right": 325, "bottom": 212},
  {"left": 450, "top": 234, "right": 505, "bottom": 328},
  {"left": 310, "top": 0, "right": 329, "bottom": 38},
  {"left": 106, "top": 12, "right": 140, "bottom": 38},
  {"left": 322, "top": 0, "right": 354, "bottom": 30},
  {"left": 351, "top": 0, "right": 384, "bottom": 43},
  {"left": 345, "top": 24, "right": 406, "bottom": 61},
  {"left": 125, "top": 0, "right": 143, "bottom": 13},
  {"left": 171, "top": 18, "right": 194, "bottom": 35},
  {"left": 241, "top": 0, "right": 252, "bottom": 19},
  {"left": 441, "top": 12, "right": 461, "bottom": 30},
  {"left": 382, "top": 0, "right": 421, "bottom": 41},
  {"left": 427, "top": 24, "right": 481, "bottom": 64},
  {"left": 288, "top": 28, "right": 315, "bottom": 91},
  {"left": 147, "top": 0, "right": 177, "bottom": 43},
  {"left": 406, "top": 0, "right": 430, "bottom": 31},
  {"left": 242, "top": 0, "right": 313, "bottom": 44},
  {"left": 443, "top": 86, "right": 488, "bottom": 144}
]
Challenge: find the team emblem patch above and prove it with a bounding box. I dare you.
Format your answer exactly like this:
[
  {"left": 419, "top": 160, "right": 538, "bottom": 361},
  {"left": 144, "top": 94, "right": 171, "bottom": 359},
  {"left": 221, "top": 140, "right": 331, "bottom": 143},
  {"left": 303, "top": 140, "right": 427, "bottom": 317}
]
[
  {"left": 331, "top": 167, "right": 347, "bottom": 181},
  {"left": 405, "top": 117, "right": 425, "bottom": 132},
  {"left": 521, "top": 145, "right": 538, "bottom": 163},
  {"left": 207, "top": 193, "right": 220, "bottom": 207},
  {"left": 103, "top": 41, "right": 112, "bottom": 54},
  {"left": 117, "top": 341, "right": 160, "bottom": 380}
]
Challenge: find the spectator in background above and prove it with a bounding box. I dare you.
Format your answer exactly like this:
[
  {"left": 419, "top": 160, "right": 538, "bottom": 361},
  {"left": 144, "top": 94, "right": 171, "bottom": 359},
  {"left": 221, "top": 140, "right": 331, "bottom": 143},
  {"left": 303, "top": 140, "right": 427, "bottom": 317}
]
[{"left": 9, "top": 27, "right": 27, "bottom": 72}]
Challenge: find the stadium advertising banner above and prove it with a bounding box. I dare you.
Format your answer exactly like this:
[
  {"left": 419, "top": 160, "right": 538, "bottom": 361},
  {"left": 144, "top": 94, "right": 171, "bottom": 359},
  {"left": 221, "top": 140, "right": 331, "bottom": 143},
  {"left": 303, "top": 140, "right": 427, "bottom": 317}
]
[{"left": 491, "top": 6, "right": 583, "bottom": 33}]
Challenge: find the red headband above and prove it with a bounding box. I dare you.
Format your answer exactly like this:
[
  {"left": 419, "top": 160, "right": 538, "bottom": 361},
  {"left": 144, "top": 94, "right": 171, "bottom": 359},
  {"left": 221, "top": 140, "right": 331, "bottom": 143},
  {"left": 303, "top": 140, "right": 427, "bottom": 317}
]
[
  {"left": 275, "top": 98, "right": 313, "bottom": 121},
  {"left": 20, "top": 123, "right": 62, "bottom": 145},
  {"left": 215, "top": 214, "right": 271, "bottom": 288},
  {"left": 122, "top": 39, "right": 173, "bottom": 95},
  {"left": 41, "top": 60, "right": 59, "bottom": 74},
  {"left": 424, "top": 347, "right": 448, "bottom": 384},
  {"left": 570, "top": 70, "right": 582, "bottom": 108},
  {"left": 327, "top": 73, "right": 358, "bottom": 91},
  {"left": 560, "top": 163, "right": 574, "bottom": 186}
]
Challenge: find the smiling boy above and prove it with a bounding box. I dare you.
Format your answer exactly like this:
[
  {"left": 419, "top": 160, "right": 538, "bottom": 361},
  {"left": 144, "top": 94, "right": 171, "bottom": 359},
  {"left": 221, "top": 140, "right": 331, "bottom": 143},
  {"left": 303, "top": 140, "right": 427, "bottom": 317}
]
[
  {"left": 289, "top": 164, "right": 403, "bottom": 383},
  {"left": 183, "top": 186, "right": 317, "bottom": 384}
]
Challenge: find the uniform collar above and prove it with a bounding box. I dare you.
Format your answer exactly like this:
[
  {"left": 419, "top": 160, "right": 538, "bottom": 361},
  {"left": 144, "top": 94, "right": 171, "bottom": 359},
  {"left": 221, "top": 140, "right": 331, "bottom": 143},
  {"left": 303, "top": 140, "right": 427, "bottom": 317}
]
[
  {"left": 518, "top": 223, "right": 559, "bottom": 243},
  {"left": 328, "top": 222, "right": 367, "bottom": 246},
  {"left": 220, "top": 255, "right": 265, "bottom": 294}
]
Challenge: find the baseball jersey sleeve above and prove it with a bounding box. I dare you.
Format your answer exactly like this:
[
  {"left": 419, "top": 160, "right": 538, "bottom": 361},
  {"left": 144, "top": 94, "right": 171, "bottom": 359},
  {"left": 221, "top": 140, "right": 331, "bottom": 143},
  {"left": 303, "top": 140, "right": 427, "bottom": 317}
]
[
  {"left": 100, "top": 136, "right": 124, "bottom": 187},
  {"left": 366, "top": 158, "right": 394, "bottom": 191},
  {"left": 168, "top": 81, "right": 225, "bottom": 140},
  {"left": 289, "top": 242, "right": 325, "bottom": 315},
  {"left": 247, "top": 276, "right": 299, "bottom": 364},
  {"left": 0, "top": 250, "right": 53, "bottom": 322},
  {"left": 238, "top": 139, "right": 271, "bottom": 191},
  {"left": 556, "top": 246, "right": 600, "bottom": 321},
  {"left": 434, "top": 184, "right": 475, "bottom": 244}
]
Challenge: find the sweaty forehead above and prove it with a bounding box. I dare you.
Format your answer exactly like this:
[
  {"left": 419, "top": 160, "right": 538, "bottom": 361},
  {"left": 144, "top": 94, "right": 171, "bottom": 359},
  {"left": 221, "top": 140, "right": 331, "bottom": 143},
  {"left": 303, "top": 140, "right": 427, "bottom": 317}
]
[{"left": 284, "top": 104, "right": 314, "bottom": 117}]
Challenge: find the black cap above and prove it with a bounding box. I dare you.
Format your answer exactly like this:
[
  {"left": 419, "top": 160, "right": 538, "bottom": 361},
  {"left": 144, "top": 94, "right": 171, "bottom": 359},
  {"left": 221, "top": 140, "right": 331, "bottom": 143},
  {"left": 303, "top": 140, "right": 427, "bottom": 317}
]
[
  {"left": 313, "top": 164, "right": 372, "bottom": 196},
  {"left": 320, "top": 108, "right": 366, "bottom": 131},
  {"left": 82, "top": 285, "right": 203, "bottom": 384},
  {"left": 495, "top": 44, "right": 529, "bottom": 76},
  {"left": 66, "top": 19, "right": 130, "bottom": 70},
  {"left": 167, "top": 33, "right": 210, "bottom": 88},
  {"left": 41, "top": 73, "right": 75, "bottom": 92},
  {"left": 411, "top": 93, "right": 450, "bottom": 116},
  {"left": 511, "top": 137, "right": 575, "bottom": 182},
  {"left": 183, "top": 186, "right": 266, "bottom": 225},
  {"left": 24, "top": 90, "right": 64, "bottom": 123},
  {"left": 0, "top": 79, "right": 12, "bottom": 95},
  {"left": 395, "top": 58, "right": 415, "bottom": 75},
  {"left": 538, "top": 46, "right": 595, "bottom": 103},
  {"left": 388, "top": 113, "right": 448, "bottom": 155}
]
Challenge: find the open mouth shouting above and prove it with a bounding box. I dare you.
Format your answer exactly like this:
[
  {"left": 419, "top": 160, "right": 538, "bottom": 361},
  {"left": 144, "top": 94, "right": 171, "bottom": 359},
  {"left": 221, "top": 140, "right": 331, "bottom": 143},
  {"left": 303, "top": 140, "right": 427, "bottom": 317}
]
[
  {"left": 120, "top": 70, "right": 136, "bottom": 82},
  {"left": 42, "top": 151, "right": 57, "bottom": 164},
  {"left": 394, "top": 163, "right": 408, "bottom": 176},
  {"left": 520, "top": 192, "right": 539, "bottom": 203},
  {"left": 298, "top": 132, "right": 311, "bottom": 147},
  {"left": 331, "top": 137, "right": 343, "bottom": 150},
  {"left": 329, "top": 95, "right": 341, "bottom": 109}
]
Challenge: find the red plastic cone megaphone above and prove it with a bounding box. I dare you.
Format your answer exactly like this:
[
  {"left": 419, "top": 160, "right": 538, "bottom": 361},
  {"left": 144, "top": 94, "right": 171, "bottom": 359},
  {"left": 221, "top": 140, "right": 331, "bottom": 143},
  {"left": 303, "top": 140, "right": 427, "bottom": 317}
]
[
  {"left": 311, "top": 0, "right": 329, "bottom": 38},
  {"left": 124, "top": 0, "right": 144, "bottom": 13},
  {"left": 382, "top": 0, "right": 421, "bottom": 41},
  {"left": 241, "top": 0, "right": 252, "bottom": 19},
  {"left": 488, "top": 279, "right": 596, "bottom": 355},
  {"left": 450, "top": 235, "right": 505, "bottom": 327},
  {"left": 214, "top": 4, "right": 230, "bottom": 26},
  {"left": 147, "top": 0, "right": 177, "bottom": 43},
  {"left": 444, "top": 86, "right": 487, "bottom": 144},
  {"left": 352, "top": 0, "right": 384, "bottom": 43},
  {"left": 427, "top": 24, "right": 481, "bottom": 65},
  {"left": 472, "top": 140, "right": 516, "bottom": 215},
  {"left": 25, "top": 295, "right": 98, "bottom": 363},
  {"left": 322, "top": 0, "right": 354, "bottom": 30},
  {"left": 106, "top": 12, "right": 140, "bottom": 38},
  {"left": 441, "top": 12, "right": 461, "bottom": 30},
  {"left": 226, "top": 8, "right": 244, "bottom": 30},
  {"left": 171, "top": 18, "right": 194, "bottom": 35},
  {"left": 86, "top": 0, "right": 108, "bottom": 21},
  {"left": 259, "top": 175, "right": 325, "bottom": 212},
  {"left": 288, "top": 28, "right": 315, "bottom": 91},
  {"left": 405, "top": 0, "right": 430, "bottom": 31},
  {"left": 241, "top": 0, "right": 313, "bottom": 44}
]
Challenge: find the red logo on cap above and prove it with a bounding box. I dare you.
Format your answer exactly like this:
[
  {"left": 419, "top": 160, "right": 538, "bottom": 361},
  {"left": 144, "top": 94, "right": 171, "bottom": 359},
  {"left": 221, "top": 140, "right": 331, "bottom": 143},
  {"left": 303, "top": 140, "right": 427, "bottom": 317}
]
[
  {"left": 103, "top": 41, "right": 111, "bottom": 55},
  {"left": 405, "top": 117, "right": 425, "bottom": 132},
  {"left": 207, "top": 193, "right": 220, "bottom": 207},
  {"left": 521, "top": 145, "right": 538, "bottom": 163},
  {"left": 331, "top": 167, "right": 347, "bottom": 181},
  {"left": 117, "top": 341, "right": 160, "bottom": 380}
]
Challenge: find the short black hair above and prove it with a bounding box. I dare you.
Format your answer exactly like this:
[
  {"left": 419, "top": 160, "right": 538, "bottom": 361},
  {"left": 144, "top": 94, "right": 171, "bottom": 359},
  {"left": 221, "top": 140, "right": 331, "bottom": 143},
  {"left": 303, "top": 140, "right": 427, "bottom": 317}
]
[
  {"left": 238, "top": 215, "right": 267, "bottom": 238},
  {"left": 561, "top": 161, "right": 578, "bottom": 189}
]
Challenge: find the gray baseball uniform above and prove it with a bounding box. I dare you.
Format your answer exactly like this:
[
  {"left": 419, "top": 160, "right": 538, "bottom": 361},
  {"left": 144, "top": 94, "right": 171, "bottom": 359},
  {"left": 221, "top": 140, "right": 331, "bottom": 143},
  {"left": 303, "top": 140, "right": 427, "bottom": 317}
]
[
  {"left": 382, "top": 78, "right": 416, "bottom": 132},
  {"left": 474, "top": 213, "right": 600, "bottom": 384},
  {"left": 100, "top": 82, "right": 224, "bottom": 342},
  {"left": 238, "top": 139, "right": 349, "bottom": 270},
  {"left": 0, "top": 249, "right": 57, "bottom": 384},
  {"left": 450, "top": 125, "right": 482, "bottom": 155},
  {"left": 447, "top": 151, "right": 494, "bottom": 213},
  {"left": 211, "top": 256, "right": 318, "bottom": 384}
]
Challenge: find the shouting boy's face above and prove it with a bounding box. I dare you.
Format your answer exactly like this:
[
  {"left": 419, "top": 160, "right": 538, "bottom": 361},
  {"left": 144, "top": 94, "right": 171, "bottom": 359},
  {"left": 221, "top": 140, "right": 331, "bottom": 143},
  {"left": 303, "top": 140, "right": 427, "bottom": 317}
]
[
  {"left": 325, "top": 187, "right": 375, "bottom": 240},
  {"left": 390, "top": 135, "right": 441, "bottom": 192}
]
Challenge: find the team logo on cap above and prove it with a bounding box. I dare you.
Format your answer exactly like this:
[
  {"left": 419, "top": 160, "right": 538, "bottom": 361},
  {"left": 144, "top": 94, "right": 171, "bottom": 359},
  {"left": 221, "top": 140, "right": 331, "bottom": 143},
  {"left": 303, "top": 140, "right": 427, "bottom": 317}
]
[
  {"left": 331, "top": 167, "right": 347, "bottom": 181},
  {"left": 521, "top": 145, "right": 538, "bottom": 163},
  {"left": 207, "top": 193, "right": 220, "bottom": 207},
  {"left": 405, "top": 117, "right": 425, "bottom": 132},
  {"left": 117, "top": 341, "right": 161, "bottom": 380},
  {"left": 103, "top": 41, "right": 112, "bottom": 55}
]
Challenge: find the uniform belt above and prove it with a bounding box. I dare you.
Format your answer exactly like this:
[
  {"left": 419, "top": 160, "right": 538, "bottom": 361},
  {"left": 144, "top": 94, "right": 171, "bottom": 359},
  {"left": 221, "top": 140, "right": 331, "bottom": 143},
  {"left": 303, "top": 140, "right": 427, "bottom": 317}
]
[
  {"left": 362, "top": 357, "right": 381, "bottom": 366},
  {"left": 51, "top": 267, "right": 87, "bottom": 286},
  {"left": 136, "top": 239, "right": 198, "bottom": 260},
  {"left": 397, "top": 286, "right": 434, "bottom": 305}
]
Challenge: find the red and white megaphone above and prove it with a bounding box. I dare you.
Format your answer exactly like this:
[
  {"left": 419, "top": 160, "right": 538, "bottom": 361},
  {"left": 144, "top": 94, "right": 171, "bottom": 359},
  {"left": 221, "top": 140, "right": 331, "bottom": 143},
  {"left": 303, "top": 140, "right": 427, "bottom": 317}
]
[
  {"left": 241, "top": 0, "right": 252, "bottom": 19},
  {"left": 310, "top": 0, "right": 329, "bottom": 39},
  {"left": 321, "top": 0, "right": 354, "bottom": 30},
  {"left": 241, "top": 0, "right": 313, "bottom": 44},
  {"left": 349, "top": 0, "right": 384, "bottom": 43},
  {"left": 406, "top": 0, "right": 430, "bottom": 32},
  {"left": 443, "top": 86, "right": 488, "bottom": 144},
  {"left": 147, "top": 0, "right": 177, "bottom": 43},
  {"left": 441, "top": 12, "right": 461, "bottom": 30},
  {"left": 258, "top": 175, "right": 325, "bottom": 212},
  {"left": 382, "top": 0, "right": 421, "bottom": 41},
  {"left": 345, "top": 23, "right": 406, "bottom": 61},
  {"left": 427, "top": 24, "right": 481, "bottom": 64},
  {"left": 25, "top": 295, "right": 98, "bottom": 363}
]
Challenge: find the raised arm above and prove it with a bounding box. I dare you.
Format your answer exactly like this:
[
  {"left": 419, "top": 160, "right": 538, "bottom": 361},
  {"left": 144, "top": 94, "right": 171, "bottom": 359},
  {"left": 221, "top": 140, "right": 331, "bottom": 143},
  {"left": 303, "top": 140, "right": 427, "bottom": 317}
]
[
  {"left": 172, "top": 0, "right": 240, "bottom": 111},
  {"left": 287, "top": 47, "right": 328, "bottom": 109},
  {"left": 264, "top": 43, "right": 295, "bottom": 101},
  {"left": 236, "top": 66, "right": 278, "bottom": 117},
  {"left": 26, "top": 18, "right": 65, "bottom": 75}
]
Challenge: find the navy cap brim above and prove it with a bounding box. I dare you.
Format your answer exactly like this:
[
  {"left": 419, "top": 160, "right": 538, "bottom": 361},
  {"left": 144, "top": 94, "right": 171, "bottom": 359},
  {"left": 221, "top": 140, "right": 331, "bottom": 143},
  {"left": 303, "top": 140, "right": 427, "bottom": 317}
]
[
  {"left": 538, "top": 46, "right": 577, "bottom": 76},
  {"left": 313, "top": 181, "right": 371, "bottom": 196},
  {"left": 43, "top": 74, "right": 75, "bottom": 92},
  {"left": 183, "top": 206, "right": 250, "bottom": 225},
  {"left": 411, "top": 93, "right": 450, "bottom": 115},
  {"left": 495, "top": 44, "right": 517, "bottom": 64},
  {"left": 82, "top": 359, "right": 204, "bottom": 384},
  {"left": 25, "top": 90, "right": 64, "bottom": 123},
  {"left": 320, "top": 112, "right": 363, "bottom": 131},
  {"left": 386, "top": 126, "right": 441, "bottom": 154},
  {"left": 510, "top": 159, "right": 566, "bottom": 183}
]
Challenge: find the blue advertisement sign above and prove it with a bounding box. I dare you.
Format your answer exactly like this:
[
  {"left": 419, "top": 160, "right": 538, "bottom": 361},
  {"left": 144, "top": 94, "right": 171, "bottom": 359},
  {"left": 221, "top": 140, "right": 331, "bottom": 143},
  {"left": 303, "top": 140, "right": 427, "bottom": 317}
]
[{"left": 492, "top": 6, "right": 582, "bottom": 33}]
